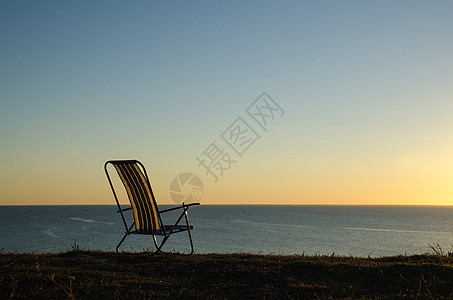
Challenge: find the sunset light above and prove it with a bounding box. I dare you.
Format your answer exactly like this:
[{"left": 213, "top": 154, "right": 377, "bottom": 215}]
[{"left": 1, "top": 1, "right": 452, "bottom": 207}]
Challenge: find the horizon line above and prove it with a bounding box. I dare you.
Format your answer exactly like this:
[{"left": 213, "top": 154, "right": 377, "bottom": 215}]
[{"left": 1, "top": 204, "right": 452, "bottom": 207}]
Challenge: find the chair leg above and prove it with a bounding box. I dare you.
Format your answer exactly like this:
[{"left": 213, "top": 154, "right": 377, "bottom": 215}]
[
  {"left": 149, "top": 234, "right": 170, "bottom": 255},
  {"left": 186, "top": 227, "right": 195, "bottom": 255},
  {"left": 116, "top": 232, "right": 128, "bottom": 253},
  {"left": 117, "top": 209, "right": 196, "bottom": 255},
  {"left": 151, "top": 232, "right": 194, "bottom": 255},
  {"left": 183, "top": 207, "right": 195, "bottom": 255}
]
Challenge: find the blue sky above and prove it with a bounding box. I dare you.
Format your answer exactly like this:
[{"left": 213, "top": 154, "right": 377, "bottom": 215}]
[{"left": 1, "top": 1, "right": 452, "bottom": 205}]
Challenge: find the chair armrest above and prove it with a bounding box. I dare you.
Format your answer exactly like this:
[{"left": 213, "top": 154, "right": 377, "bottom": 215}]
[{"left": 160, "top": 202, "right": 200, "bottom": 213}]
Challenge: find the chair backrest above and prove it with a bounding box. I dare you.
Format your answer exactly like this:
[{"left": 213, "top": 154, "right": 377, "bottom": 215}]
[{"left": 107, "top": 160, "right": 161, "bottom": 232}]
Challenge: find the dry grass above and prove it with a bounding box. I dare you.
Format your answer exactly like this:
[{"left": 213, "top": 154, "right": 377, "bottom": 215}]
[{"left": 1, "top": 250, "right": 453, "bottom": 299}]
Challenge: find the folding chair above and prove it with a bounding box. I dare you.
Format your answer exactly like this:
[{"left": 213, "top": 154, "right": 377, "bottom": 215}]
[{"left": 104, "top": 160, "right": 199, "bottom": 254}]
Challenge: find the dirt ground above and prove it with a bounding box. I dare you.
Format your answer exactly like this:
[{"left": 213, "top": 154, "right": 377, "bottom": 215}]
[{"left": 1, "top": 251, "right": 453, "bottom": 299}]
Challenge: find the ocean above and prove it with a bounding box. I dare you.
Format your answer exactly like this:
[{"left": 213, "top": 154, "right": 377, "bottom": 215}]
[{"left": 0, "top": 205, "right": 452, "bottom": 257}]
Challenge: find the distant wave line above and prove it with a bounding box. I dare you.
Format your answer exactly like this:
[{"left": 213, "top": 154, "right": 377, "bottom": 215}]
[
  {"left": 229, "top": 218, "right": 317, "bottom": 229},
  {"left": 229, "top": 219, "right": 451, "bottom": 235},
  {"left": 69, "top": 217, "right": 115, "bottom": 225},
  {"left": 340, "top": 227, "right": 451, "bottom": 235},
  {"left": 42, "top": 230, "right": 60, "bottom": 239}
]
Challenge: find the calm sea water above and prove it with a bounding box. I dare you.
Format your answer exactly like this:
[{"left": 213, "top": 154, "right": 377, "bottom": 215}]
[{"left": 0, "top": 205, "right": 452, "bottom": 257}]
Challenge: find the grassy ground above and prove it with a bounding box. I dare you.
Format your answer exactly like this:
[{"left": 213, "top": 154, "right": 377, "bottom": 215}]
[{"left": 1, "top": 251, "right": 453, "bottom": 299}]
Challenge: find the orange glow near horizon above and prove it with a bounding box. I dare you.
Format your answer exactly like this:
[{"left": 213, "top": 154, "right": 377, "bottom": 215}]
[
  {"left": 1, "top": 2, "right": 453, "bottom": 207},
  {"left": 1, "top": 145, "right": 451, "bottom": 206}
]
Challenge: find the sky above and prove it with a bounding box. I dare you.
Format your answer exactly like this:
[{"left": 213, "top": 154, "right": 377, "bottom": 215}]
[{"left": 1, "top": 1, "right": 452, "bottom": 205}]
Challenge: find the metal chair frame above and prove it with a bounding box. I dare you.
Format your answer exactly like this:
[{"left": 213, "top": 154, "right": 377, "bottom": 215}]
[{"left": 104, "top": 160, "right": 199, "bottom": 254}]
